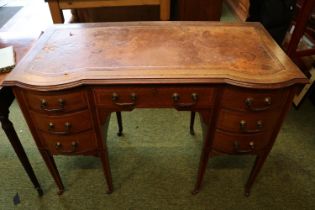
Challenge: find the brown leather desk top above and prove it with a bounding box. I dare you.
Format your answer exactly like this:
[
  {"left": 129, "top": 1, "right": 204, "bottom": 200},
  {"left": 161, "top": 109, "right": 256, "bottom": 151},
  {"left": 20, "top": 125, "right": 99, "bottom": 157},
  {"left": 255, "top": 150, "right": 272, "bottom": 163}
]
[{"left": 3, "top": 22, "right": 307, "bottom": 90}]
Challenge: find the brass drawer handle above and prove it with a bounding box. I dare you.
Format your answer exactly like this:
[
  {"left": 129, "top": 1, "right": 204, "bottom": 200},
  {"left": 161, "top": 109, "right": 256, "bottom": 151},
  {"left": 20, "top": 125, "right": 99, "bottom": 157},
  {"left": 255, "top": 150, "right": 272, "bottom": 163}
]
[
  {"left": 256, "top": 120, "right": 263, "bottom": 129},
  {"left": 48, "top": 122, "right": 71, "bottom": 135},
  {"left": 55, "top": 141, "right": 78, "bottom": 154},
  {"left": 172, "top": 93, "right": 198, "bottom": 109},
  {"left": 233, "top": 141, "right": 255, "bottom": 154},
  {"left": 244, "top": 97, "right": 272, "bottom": 112},
  {"left": 239, "top": 120, "right": 264, "bottom": 133},
  {"left": 111, "top": 92, "right": 136, "bottom": 110},
  {"left": 40, "top": 98, "right": 65, "bottom": 112},
  {"left": 64, "top": 122, "right": 72, "bottom": 131}
]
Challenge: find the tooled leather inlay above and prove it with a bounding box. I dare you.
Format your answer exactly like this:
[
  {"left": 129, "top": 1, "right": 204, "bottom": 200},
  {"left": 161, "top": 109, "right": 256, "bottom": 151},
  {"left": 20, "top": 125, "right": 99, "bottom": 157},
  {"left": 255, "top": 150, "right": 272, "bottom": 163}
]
[{"left": 28, "top": 25, "right": 284, "bottom": 76}]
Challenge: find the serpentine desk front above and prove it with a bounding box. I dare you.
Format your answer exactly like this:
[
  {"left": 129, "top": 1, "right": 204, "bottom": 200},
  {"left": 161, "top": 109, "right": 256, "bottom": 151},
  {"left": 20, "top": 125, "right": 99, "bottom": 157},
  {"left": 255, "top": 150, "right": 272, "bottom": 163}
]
[{"left": 3, "top": 22, "right": 308, "bottom": 196}]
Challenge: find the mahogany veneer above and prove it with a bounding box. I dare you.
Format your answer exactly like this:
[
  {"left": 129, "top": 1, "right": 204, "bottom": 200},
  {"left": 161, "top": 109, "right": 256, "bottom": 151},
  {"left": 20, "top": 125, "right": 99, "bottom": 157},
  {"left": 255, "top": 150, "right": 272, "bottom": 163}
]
[{"left": 3, "top": 22, "right": 308, "bottom": 196}]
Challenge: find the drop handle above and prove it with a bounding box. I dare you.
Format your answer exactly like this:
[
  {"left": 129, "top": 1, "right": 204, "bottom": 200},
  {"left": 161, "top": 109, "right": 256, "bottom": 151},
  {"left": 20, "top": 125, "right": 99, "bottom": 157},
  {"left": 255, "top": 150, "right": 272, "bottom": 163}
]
[
  {"left": 112, "top": 92, "right": 137, "bottom": 110},
  {"left": 249, "top": 141, "right": 255, "bottom": 150},
  {"left": 55, "top": 141, "right": 78, "bottom": 153},
  {"left": 64, "top": 122, "right": 72, "bottom": 131},
  {"left": 244, "top": 97, "right": 272, "bottom": 111},
  {"left": 41, "top": 99, "right": 47, "bottom": 108},
  {"left": 58, "top": 98, "right": 65, "bottom": 107},
  {"left": 233, "top": 141, "right": 255, "bottom": 154},
  {"left": 47, "top": 122, "right": 71, "bottom": 135},
  {"left": 240, "top": 120, "right": 247, "bottom": 130},
  {"left": 172, "top": 93, "right": 180, "bottom": 102},
  {"left": 239, "top": 120, "right": 264, "bottom": 133},
  {"left": 172, "top": 93, "right": 198, "bottom": 109},
  {"left": 256, "top": 120, "right": 263, "bottom": 129},
  {"left": 40, "top": 98, "right": 65, "bottom": 112},
  {"left": 48, "top": 122, "right": 55, "bottom": 130}
]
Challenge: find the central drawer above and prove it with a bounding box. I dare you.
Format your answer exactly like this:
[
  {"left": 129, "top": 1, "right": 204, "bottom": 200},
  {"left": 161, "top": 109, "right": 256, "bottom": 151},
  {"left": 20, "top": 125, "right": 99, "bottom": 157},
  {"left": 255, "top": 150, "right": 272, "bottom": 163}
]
[{"left": 93, "top": 87, "right": 215, "bottom": 110}]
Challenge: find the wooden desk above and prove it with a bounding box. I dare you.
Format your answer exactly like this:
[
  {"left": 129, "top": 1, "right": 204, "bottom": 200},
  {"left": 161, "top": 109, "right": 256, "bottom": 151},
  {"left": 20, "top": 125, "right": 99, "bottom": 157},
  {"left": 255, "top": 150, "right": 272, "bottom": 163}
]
[
  {"left": 3, "top": 22, "right": 308, "bottom": 196},
  {"left": 0, "top": 35, "right": 43, "bottom": 196}
]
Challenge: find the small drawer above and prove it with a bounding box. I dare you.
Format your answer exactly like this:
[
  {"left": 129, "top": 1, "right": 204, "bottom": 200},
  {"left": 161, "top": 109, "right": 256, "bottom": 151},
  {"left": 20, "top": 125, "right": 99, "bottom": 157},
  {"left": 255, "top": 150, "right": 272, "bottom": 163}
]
[
  {"left": 216, "top": 109, "right": 280, "bottom": 133},
  {"left": 93, "top": 86, "right": 214, "bottom": 110},
  {"left": 31, "top": 110, "right": 93, "bottom": 134},
  {"left": 211, "top": 130, "right": 270, "bottom": 154},
  {"left": 39, "top": 131, "right": 98, "bottom": 155},
  {"left": 24, "top": 90, "right": 88, "bottom": 113},
  {"left": 221, "top": 87, "right": 289, "bottom": 112}
]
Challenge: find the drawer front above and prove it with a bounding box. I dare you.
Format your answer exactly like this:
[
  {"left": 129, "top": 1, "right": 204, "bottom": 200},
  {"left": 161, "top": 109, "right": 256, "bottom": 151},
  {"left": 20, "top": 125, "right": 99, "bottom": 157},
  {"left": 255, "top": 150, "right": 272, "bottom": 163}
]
[
  {"left": 24, "top": 90, "right": 88, "bottom": 113},
  {"left": 93, "top": 87, "right": 214, "bottom": 110},
  {"left": 211, "top": 130, "right": 270, "bottom": 154},
  {"left": 221, "top": 87, "right": 289, "bottom": 111},
  {"left": 31, "top": 110, "right": 93, "bottom": 134},
  {"left": 39, "top": 131, "right": 97, "bottom": 155},
  {"left": 216, "top": 109, "right": 280, "bottom": 133}
]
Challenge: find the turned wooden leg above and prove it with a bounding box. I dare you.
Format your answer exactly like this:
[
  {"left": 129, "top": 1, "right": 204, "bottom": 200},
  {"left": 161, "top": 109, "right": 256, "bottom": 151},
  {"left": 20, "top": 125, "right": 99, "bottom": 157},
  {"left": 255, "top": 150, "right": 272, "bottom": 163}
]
[
  {"left": 244, "top": 152, "right": 269, "bottom": 196},
  {"left": 39, "top": 150, "right": 65, "bottom": 195},
  {"left": 116, "top": 112, "right": 123, "bottom": 136},
  {"left": 190, "top": 111, "right": 196, "bottom": 135},
  {"left": 0, "top": 114, "right": 43, "bottom": 196}
]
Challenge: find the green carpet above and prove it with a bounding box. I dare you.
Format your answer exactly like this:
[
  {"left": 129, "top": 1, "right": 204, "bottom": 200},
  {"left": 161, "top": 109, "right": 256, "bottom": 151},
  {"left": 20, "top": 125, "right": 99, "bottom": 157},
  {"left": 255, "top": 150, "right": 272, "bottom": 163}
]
[{"left": 0, "top": 99, "right": 315, "bottom": 210}]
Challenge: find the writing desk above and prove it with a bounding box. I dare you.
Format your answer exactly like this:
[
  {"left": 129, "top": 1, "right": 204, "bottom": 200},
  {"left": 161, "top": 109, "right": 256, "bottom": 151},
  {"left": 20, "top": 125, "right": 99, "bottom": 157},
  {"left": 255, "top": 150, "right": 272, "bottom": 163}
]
[
  {"left": 3, "top": 22, "right": 308, "bottom": 195},
  {"left": 0, "top": 35, "right": 43, "bottom": 196}
]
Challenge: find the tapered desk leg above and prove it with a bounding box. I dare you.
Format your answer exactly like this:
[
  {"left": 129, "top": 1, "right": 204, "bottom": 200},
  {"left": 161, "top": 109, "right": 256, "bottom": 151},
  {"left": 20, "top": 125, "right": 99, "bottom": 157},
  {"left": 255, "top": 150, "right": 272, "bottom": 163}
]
[
  {"left": 99, "top": 112, "right": 114, "bottom": 194},
  {"left": 244, "top": 152, "right": 269, "bottom": 196},
  {"left": 39, "top": 150, "right": 65, "bottom": 195},
  {"left": 192, "top": 141, "right": 211, "bottom": 194},
  {"left": 0, "top": 115, "right": 44, "bottom": 196},
  {"left": 99, "top": 149, "right": 113, "bottom": 194},
  {"left": 192, "top": 111, "right": 212, "bottom": 194}
]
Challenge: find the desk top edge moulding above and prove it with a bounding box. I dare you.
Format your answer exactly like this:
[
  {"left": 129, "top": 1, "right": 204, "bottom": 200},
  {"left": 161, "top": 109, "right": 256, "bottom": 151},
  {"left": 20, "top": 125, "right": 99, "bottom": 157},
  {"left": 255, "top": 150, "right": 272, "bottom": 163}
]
[{"left": 2, "top": 22, "right": 308, "bottom": 90}]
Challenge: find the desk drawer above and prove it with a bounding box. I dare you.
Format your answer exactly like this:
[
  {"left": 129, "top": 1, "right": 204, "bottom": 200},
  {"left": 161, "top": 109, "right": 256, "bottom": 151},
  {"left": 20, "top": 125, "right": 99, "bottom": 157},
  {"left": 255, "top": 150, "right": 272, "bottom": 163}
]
[
  {"left": 39, "top": 131, "right": 97, "bottom": 155},
  {"left": 216, "top": 109, "right": 279, "bottom": 133},
  {"left": 24, "top": 90, "right": 88, "bottom": 113},
  {"left": 221, "top": 87, "right": 289, "bottom": 112},
  {"left": 93, "top": 87, "right": 214, "bottom": 110},
  {"left": 212, "top": 130, "right": 270, "bottom": 154},
  {"left": 31, "top": 110, "right": 93, "bottom": 134}
]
